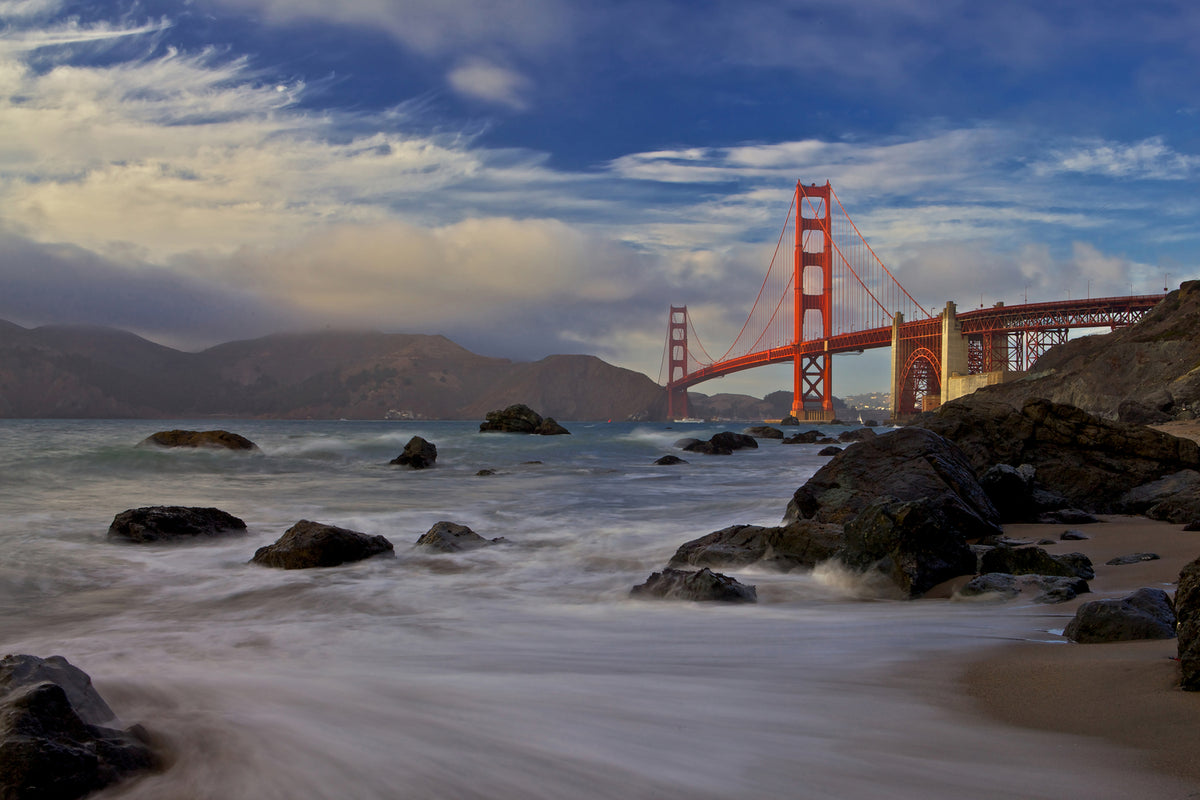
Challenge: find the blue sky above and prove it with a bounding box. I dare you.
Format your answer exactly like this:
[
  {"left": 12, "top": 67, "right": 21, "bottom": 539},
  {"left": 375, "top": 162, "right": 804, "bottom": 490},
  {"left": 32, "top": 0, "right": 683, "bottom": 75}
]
[{"left": 1, "top": 0, "right": 1197, "bottom": 397}]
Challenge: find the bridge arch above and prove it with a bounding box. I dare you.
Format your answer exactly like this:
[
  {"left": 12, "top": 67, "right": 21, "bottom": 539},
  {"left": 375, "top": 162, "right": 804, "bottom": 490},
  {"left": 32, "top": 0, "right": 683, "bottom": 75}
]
[{"left": 897, "top": 347, "right": 940, "bottom": 417}]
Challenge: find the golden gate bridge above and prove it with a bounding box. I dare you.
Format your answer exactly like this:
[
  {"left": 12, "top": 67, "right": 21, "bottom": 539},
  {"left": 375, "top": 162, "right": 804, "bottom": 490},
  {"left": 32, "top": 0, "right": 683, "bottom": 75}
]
[{"left": 662, "top": 181, "right": 1164, "bottom": 420}]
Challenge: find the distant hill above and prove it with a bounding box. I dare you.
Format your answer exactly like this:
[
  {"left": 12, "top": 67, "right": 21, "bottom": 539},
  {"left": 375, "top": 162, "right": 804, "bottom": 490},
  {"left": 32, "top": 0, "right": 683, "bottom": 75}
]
[{"left": 0, "top": 322, "right": 671, "bottom": 420}]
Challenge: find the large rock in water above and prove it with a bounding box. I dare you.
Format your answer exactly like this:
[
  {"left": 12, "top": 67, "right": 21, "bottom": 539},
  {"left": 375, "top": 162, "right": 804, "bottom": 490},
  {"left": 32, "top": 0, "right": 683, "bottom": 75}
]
[
  {"left": 139, "top": 429, "right": 259, "bottom": 451},
  {"left": 784, "top": 427, "right": 1000, "bottom": 533},
  {"left": 630, "top": 568, "right": 757, "bottom": 603},
  {"left": 107, "top": 506, "right": 247, "bottom": 543},
  {"left": 478, "top": 404, "right": 570, "bottom": 435},
  {"left": 1063, "top": 588, "right": 1177, "bottom": 643},
  {"left": 914, "top": 397, "right": 1200, "bottom": 513},
  {"left": 250, "top": 520, "right": 394, "bottom": 569},
  {"left": 667, "top": 520, "right": 843, "bottom": 572},
  {"left": 838, "top": 497, "right": 980, "bottom": 597},
  {"left": 0, "top": 654, "right": 158, "bottom": 800},
  {"left": 389, "top": 436, "right": 437, "bottom": 469},
  {"left": 1177, "top": 555, "right": 1200, "bottom": 691},
  {"left": 679, "top": 431, "right": 759, "bottom": 455}
]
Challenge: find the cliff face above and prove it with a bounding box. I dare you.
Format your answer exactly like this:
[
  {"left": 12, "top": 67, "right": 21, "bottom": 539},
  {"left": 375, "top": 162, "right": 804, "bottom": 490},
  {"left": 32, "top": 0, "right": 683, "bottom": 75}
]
[
  {"left": 0, "top": 323, "right": 667, "bottom": 420},
  {"left": 971, "top": 281, "right": 1200, "bottom": 421}
]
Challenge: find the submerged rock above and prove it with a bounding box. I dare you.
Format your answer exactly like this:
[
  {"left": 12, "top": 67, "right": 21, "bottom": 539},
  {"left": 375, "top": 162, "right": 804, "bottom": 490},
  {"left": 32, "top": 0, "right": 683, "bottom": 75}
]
[
  {"left": 139, "top": 429, "right": 258, "bottom": 451},
  {"left": 0, "top": 654, "right": 159, "bottom": 800},
  {"left": 107, "top": 506, "right": 247, "bottom": 543},
  {"left": 250, "top": 520, "right": 394, "bottom": 569},
  {"left": 630, "top": 568, "right": 757, "bottom": 603},
  {"left": 1064, "top": 588, "right": 1176, "bottom": 643},
  {"left": 414, "top": 521, "right": 503, "bottom": 553}
]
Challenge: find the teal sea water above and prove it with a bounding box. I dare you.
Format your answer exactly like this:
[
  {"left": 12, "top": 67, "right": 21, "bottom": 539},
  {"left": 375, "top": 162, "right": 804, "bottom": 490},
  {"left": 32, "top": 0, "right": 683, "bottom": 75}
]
[{"left": 0, "top": 420, "right": 1177, "bottom": 798}]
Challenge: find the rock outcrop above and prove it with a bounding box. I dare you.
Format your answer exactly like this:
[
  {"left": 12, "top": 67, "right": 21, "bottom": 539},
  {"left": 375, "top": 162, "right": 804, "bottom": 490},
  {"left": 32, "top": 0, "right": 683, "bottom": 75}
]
[
  {"left": 107, "top": 506, "right": 247, "bottom": 543},
  {"left": 744, "top": 426, "right": 783, "bottom": 439},
  {"left": 478, "top": 404, "right": 570, "bottom": 435},
  {"left": 139, "top": 429, "right": 259, "bottom": 451},
  {"left": 977, "top": 546, "right": 1094, "bottom": 580},
  {"left": 667, "top": 521, "right": 843, "bottom": 573},
  {"left": 250, "top": 520, "right": 394, "bottom": 569},
  {"left": 915, "top": 397, "right": 1200, "bottom": 513},
  {"left": 1063, "top": 588, "right": 1177, "bottom": 643},
  {"left": 389, "top": 436, "right": 437, "bottom": 469},
  {"left": 0, "top": 654, "right": 158, "bottom": 800},
  {"left": 630, "top": 568, "right": 757, "bottom": 603}
]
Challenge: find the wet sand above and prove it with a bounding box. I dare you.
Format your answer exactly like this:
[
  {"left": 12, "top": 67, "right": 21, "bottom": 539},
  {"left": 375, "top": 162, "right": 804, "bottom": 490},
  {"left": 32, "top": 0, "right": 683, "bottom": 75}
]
[{"left": 949, "top": 515, "right": 1200, "bottom": 789}]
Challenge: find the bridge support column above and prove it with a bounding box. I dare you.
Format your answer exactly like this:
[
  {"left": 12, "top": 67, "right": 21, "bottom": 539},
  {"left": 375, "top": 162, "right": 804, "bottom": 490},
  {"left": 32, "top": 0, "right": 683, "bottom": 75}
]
[
  {"left": 889, "top": 312, "right": 904, "bottom": 419},
  {"left": 939, "top": 301, "right": 968, "bottom": 406}
]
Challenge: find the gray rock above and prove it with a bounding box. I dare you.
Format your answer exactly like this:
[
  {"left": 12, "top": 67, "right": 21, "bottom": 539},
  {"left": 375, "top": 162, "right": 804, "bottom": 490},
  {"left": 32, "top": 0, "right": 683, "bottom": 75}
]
[
  {"left": 389, "top": 436, "right": 437, "bottom": 469},
  {"left": 837, "top": 427, "right": 877, "bottom": 443},
  {"left": 781, "top": 430, "right": 823, "bottom": 444},
  {"left": 0, "top": 654, "right": 159, "bottom": 800},
  {"left": 680, "top": 431, "right": 759, "bottom": 455},
  {"left": 107, "top": 506, "right": 247, "bottom": 543},
  {"left": 1064, "top": 588, "right": 1176, "bottom": 643},
  {"left": 250, "top": 520, "right": 394, "bottom": 569},
  {"left": 667, "top": 520, "right": 843, "bottom": 573},
  {"left": 654, "top": 455, "right": 687, "bottom": 465},
  {"left": 414, "top": 521, "right": 503, "bottom": 553},
  {"left": 1060, "top": 529, "right": 1089, "bottom": 540},
  {"left": 630, "top": 568, "right": 756, "bottom": 603},
  {"left": 817, "top": 446, "right": 843, "bottom": 456},
  {"left": 1105, "top": 553, "right": 1160, "bottom": 566},
  {"left": 957, "top": 573, "right": 1020, "bottom": 600}
]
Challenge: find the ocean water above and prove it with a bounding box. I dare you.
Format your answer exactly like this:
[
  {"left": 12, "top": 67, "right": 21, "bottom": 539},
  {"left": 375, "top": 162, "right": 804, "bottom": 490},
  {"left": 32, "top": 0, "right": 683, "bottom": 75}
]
[{"left": 0, "top": 419, "right": 1183, "bottom": 799}]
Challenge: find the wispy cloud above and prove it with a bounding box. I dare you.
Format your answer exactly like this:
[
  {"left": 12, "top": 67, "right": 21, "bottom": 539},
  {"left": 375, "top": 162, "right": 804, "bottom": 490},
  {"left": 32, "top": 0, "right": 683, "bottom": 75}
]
[
  {"left": 1035, "top": 137, "right": 1200, "bottom": 179},
  {"left": 446, "top": 59, "right": 532, "bottom": 110}
]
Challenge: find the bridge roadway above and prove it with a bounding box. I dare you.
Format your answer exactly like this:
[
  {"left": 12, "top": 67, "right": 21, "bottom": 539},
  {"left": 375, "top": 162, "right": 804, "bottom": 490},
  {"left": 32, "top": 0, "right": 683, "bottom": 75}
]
[{"left": 672, "top": 293, "right": 1165, "bottom": 390}]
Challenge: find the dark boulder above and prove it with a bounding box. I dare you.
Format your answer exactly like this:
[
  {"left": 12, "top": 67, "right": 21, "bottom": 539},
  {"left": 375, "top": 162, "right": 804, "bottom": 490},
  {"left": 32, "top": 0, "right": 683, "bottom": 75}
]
[
  {"left": 818, "top": 446, "right": 843, "bottom": 456},
  {"left": 630, "top": 568, "right": 756, "bottom": 603},
  {"left": 250, "top": 520, "right": 394, "bottom": 569},
  {"left": 479, "top": 404, "right": 570, "bottom": 435},
  {"left": 680, "top": 431, "right": 758, "bottom": 455},
  {"left": 107, "top": 506, "right": 246, "bottom": 543},
  {"left": 837, "top": 496, "right": 980, "bottom": 597},
  {"left": 1035, "top": 508, "right": 1100, "bottom": 525},
  {"left": 1117, "top": 398, "right": 1173, "bottom": 425},
  {"left": 978, "top": 546, "right": 1094, "bottom": 580},
  {"left": 784, "top": 427, "right": 1000, "bottom": 535},
  {"left": 1064, "top": 588, "right": 1177, "bottom": 643},
  {"left": 0, "top": 654, "right": 158, "bottom": 800},
  {"left": 139, "top": 429, "right": 258, "bottom": 451},
  {"left": 654, "top": 455, "right": 687, "bottom": 465},
  {"left": 389, "top": 436, "right": 437, "bottom": 469},
  {"left": 744, "top": 426, "right": 783, "bottom": 439},
  {"left": 667, "top": 520, "right": 843, "bottom": 573},
  {"left": 1060, "top": 529, "right": 1089, "bottom": 540},
  {"left": 1177, "top": 555, "right": 1200, "bottom": 690},
  {"left": 780, "top": 415, "right": 800, "bottom": 426},
  {"left": 915, "top": 397, "right": 1200, "bottom": 513},
  {"left": 414, "top": 521, "right": 503, "bottom": 553}
]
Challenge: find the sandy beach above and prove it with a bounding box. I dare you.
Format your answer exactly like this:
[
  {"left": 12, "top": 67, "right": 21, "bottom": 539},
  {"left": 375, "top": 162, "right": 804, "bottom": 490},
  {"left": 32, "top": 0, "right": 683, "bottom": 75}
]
[{"left": 944, "top": 513, "right": 1200, "bottom": 790}]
